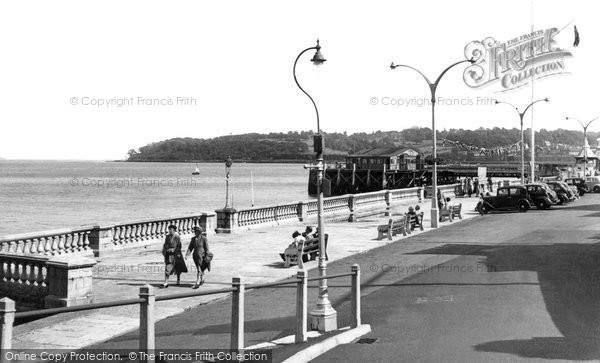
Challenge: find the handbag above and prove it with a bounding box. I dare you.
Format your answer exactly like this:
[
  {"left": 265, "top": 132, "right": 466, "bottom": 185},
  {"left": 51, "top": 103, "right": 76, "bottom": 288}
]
[{"left": 203, "top": 252, "right": 214, "bottom": 264}]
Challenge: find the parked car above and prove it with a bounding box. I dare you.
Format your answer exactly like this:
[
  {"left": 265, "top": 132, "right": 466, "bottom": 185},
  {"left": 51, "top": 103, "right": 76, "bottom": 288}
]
[
  {"left": 546, "top": 181, "right": 575, "bottom": 203},
  {"left": 585, "top": 176, "right": 600, "bottom": 193},
  {"left": 558, "top": 181, "right": 579, "bottom": 199},
  {"left": 525, "top": 183, "right": 556, "bottom": 209},
  {"left": 564, "top": 177, "right": 588, "bottom": 195},
  {"left": 477, "top": 185, "right": 533, "bottom": 214}
]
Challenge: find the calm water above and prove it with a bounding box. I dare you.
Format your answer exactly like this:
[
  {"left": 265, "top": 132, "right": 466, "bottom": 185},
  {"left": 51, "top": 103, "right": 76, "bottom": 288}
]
[{"left": 0, "top": 161, "right": 311, "bottom": 236}]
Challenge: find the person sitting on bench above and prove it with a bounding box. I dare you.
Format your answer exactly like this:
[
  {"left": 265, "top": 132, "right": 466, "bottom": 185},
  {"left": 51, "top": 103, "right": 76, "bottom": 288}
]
[
  {"left": 290, "top": 231, "right": 304, "bottom": 248},
  {"left": 302, "top": 226, "right": 315, "bottom": 239}
]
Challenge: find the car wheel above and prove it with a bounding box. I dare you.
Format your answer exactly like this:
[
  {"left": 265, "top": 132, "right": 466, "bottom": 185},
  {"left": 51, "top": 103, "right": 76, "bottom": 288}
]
[
  {"left": 477, "top": 202, "right": 488, "bottom": 215},
  {"left": 536, "top": 200, "right": 547, "bottom": 210},
  {"left": 518, "top": 201, "right": 529, "bottom": 212},
  {"left": 594, "top": 186, "right": 600, "bottom": 193}
]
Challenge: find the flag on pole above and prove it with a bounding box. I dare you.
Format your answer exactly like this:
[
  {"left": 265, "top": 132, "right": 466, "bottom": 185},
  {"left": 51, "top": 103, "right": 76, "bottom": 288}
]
[{"left": 574, "top": 25, "right": 580, "bottom": 47}]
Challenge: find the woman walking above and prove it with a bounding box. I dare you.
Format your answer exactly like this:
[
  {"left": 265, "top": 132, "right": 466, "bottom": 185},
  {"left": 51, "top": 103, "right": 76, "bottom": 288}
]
[
  {"left": 185, "top": 226, "right": 211, "bottom": 288},
  {"left": 162, "top": 224, "right": 188, "bottom": 288}
]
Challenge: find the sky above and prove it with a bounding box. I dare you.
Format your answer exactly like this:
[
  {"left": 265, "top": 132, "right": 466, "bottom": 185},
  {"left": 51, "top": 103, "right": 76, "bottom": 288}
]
[{"left": 0, "top": 0, "right": 597, "bottom": 160}]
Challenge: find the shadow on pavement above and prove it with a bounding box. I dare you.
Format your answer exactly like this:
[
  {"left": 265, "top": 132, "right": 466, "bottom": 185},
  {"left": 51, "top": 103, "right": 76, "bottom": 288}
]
[
  {"left": 409, "top": 241, "right": 600, "bottom": 360},
  {"left": 474, "top": 337, "right": 600, "bottom": 361}
]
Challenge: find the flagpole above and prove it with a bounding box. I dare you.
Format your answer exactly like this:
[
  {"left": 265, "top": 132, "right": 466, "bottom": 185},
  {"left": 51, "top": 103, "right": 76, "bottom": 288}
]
[{"left": 250, "top": 171, "right": 254, "bottom": 207}]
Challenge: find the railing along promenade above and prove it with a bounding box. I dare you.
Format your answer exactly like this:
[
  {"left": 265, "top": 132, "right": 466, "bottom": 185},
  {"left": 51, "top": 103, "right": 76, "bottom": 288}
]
[
  {"left": 0, "top": 213, "right": 216, "bottom": 257},
  {"left": 0, "top": 265, "right": 364, "bottom": 363},
  {"left": 0, "top": 185, "right": 458, "bottom": 309},
  {"left": 232, "top": 185, "right": 436, "bottom": 230}
]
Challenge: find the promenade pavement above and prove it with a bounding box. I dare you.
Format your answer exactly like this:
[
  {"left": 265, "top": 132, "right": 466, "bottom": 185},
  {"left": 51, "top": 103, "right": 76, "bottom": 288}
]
[
  {"left": 11, "top": 195, "right": 481, "bottom": 351},
  {"left": 313, "top": 193, "right": 600, "bottom": 362}
]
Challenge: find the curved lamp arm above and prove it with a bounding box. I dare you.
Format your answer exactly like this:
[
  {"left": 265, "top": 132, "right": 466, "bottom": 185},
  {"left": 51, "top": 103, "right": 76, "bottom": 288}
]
[
  {"left": 391, "top": 59, "right": 474, "bottom": 98},
  {"left": 494, "top": 100, "right": 520, "bottom": 117},
  {"left": 390, "top": 63, "right": 433, "bottom": 88},
  {"left": 433, "top": 59, "right": 474, "bottom": 88},
  {"left": 522, "top": 98, "right": 549, "bottom": 117},
  {"left": 294, "top": 46, "right": 320, "bottom": 132},
  {"left": 566, "top": 116, "right": 599, "bottom": 133}
]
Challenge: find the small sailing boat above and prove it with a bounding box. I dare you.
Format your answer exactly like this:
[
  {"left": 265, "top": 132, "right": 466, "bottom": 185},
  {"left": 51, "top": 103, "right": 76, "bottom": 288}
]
[{"left": 192, "top": 163, "right": 200, "bottom": 175}]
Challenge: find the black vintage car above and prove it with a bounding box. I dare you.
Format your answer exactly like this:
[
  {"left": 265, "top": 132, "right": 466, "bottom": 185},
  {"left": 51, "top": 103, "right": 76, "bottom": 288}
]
[
  {"left": 525, "top": 183, "right": 557, "bottom": 209},
  {"left": 477, "top": 185, "right": 533, "bottom": 214},
  {"left": 564, "top": 177, "right": 588, "bottom": 196},
  {"left": 545, "top": 181, "right": 573, "bottom": 204}
]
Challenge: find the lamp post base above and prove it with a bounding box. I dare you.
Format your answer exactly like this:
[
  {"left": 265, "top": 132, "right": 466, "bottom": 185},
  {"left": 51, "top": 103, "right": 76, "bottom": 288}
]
[
  {"left": 430, "top": 208, "right": 439, "bottom": 228},
  {"left": 310, "top": 307, "right": 338, "bottom": 332}
]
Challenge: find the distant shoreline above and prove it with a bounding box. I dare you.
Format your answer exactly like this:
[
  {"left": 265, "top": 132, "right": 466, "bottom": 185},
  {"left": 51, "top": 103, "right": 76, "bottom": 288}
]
[{"left": 117, "top": 158, "right": 347, "bottom": 164}]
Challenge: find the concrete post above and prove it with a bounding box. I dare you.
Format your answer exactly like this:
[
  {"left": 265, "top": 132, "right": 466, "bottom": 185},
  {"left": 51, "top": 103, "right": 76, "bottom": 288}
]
[
  {"left": 139, "top": 285, "right": 155, "bottom": 363},
  {"left": 231, "top": 277, "right": 245, "bottom": 352},
  {"left": 44, "top": 255, "right": 96, "bottom": 308},
  {"left": 0, "top": 298, "right": 15, "bottom": 359},
  {"left": 215, "top": 208, "right": 238, "bottom": 234},
  {"left": 384, "top": 190, "right": 391, "bottom": 217},
  {"left": 297, "top": 202, "right": 307, "bottom": 222},
  {"left": 88, "top": 225, "right": 113, "bottom": 257},
  {"left": 295, "top": 270, "right": 308, "bottom": 343},
  {"left": 418, "top": 187, "right": 424, "bottom": 203},
  {"left": 351, "top": 264, "right": 361, "bottom": 328}
]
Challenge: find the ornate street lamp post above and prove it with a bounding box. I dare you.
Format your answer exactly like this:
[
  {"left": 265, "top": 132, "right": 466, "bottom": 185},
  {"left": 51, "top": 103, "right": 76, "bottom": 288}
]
[
  {"left": 566, "top": 116, "right": 599, "bottom": 176},
  {"left": 495, "top": 98, "right": 549, "bottom": 183},
  {"left": 295, "top": 39, "right": 336, "bottom": 332},
  {"left": 225, "top": 156, "right": 233, "bottom": 208},
  {"left": 390, "top": 59, "right": 473, "bottom": 228}
]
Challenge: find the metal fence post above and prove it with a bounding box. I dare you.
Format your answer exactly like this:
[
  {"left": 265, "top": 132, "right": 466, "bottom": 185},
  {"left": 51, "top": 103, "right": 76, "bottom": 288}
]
[
  {"left": 231, "top": 276, "right": 245, "bottom": 352},
  {"left": 0, "top": 298, "right": 15, "bottom": 362},
  {"left": 351, "top": 264, "right": 361, "bottom": 328},
  {"left": 139, "top": 285, "right": 155, "bottom": 363},
  {"left": 295, "top": 270, "right": 308, "bottom": 343}
]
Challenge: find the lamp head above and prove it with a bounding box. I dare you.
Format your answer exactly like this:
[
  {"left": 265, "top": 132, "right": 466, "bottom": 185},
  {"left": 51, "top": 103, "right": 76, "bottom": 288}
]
[
  {"left": 390, "top": 62, "right": 397, "bottom": 69},
  {"left": 544, "top": 98, "right": 549, "bottom": 102},
  {"left": 494, "top": 100, "right": 500, "bottom": 105},
  {"left": 310, "top": 39, "right": 326, "bottom": 66}
]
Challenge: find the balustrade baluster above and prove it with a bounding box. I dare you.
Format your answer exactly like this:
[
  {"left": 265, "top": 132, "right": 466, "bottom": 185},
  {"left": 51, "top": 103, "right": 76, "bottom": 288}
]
[
  {"left": 76, "top": 232, "right": 84, "bottom": 251},
  {"left": 5, "top": 262, "right": 14, "bottom": 283}
]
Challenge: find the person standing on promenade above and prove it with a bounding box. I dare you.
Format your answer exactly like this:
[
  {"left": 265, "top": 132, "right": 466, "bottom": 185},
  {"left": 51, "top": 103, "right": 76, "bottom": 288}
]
[
  {"left": 162, "top": 224, "right": 188, "bottom": 288},
  {"left": 487, "top": 176, "right": 493, "bottom": 192},
  {"left": 185, "top": 226, "right": 210, "bottom": 289},
  {"left": 466, "top": 177, "right": 473, "bottom": 197}
]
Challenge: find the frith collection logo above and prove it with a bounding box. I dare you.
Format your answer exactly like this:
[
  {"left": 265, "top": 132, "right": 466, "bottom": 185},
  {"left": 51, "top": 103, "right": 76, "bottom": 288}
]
[{"left": 463, "top": 27, "right": 573, "bottom": 91}]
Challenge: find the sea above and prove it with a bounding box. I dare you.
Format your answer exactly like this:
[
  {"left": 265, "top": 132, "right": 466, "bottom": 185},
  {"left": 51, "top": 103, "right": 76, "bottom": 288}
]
[{"left": 0, "top": 160, "right": 311, "bottom": 236}]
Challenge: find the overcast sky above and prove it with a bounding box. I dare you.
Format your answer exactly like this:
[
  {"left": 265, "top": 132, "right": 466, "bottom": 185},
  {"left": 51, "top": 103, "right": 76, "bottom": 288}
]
[{"left": 0, "top": 0, "right": 597, "bottom": 160}]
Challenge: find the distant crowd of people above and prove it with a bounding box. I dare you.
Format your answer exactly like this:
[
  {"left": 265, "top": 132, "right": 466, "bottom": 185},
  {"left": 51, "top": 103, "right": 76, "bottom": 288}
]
[{"left": 456, "top": 176, "right": 494, "bottom": 197}]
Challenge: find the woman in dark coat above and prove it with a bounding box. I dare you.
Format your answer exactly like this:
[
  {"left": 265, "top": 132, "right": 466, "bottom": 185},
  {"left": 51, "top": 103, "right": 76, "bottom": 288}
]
[
  {"left": 162, "top": 224, "right": 188, "bottom": 288},
  {"left": 185, "top": 226, "right": 210, "bottom": 289}
]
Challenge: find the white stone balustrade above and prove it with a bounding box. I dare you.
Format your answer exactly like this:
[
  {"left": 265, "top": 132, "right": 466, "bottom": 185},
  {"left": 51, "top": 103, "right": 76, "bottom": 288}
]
[{"left": 0, "top": 227, "right": 93, "bottom": 256}]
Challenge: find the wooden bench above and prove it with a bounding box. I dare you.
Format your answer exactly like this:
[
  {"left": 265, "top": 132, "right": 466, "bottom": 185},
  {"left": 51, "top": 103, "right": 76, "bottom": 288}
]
[
  {"left": 450, "top": 203, "right": 462, "bottom": 220},
  {"left": 439, "top": 204, "right": 452, "bottom": 222},
  {"left": 280, "top": 234, "right": 329, "bottom": 268},
  {"left": 440, "top": 203, "right": 463, "bottom": 222},
  {"left": 406, "top": 212, "right": 424, "bottom": 233},
  {"left": 377, "top": 216, "right": 408, "bottom": 240}
]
